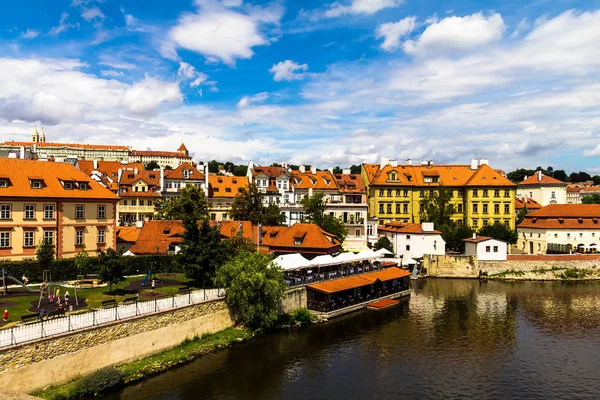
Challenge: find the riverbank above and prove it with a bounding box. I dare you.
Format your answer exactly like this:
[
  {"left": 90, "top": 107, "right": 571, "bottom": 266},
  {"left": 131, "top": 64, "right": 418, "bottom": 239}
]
[
  {"left": 485, "top": 266, "right": 600, "bottom": 280},
  {"left": 33, "top": 327, "right": 252, "bottom": 400}
]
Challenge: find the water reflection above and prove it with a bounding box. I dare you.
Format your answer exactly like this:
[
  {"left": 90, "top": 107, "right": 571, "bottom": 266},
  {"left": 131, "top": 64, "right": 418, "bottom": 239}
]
[{"left": 107, "top": 279, "right": 600, "bottom": 400}]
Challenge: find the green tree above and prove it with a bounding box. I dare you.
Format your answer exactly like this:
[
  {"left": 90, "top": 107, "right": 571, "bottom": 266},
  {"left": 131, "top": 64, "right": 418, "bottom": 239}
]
[
  {"left": 332, "top": 166, "right": 342, "bottom": 174},
  {"left": 419, "top": 186, "right": 455, "bottom": 228},
  {"left": 350, "top": 165, "right": 361, "bottom": 174},
  {"left": 230, "top": 184, "right": 285, "bottom": 225},
  {"left": 506, "top": 168, "right": 536, "bottom": 183},
  {"left": 178, "top": 219, "right": 228, "bottom": 283},
  {"left": 233, "top": 164, "right": 248, "bottom": 177},
  {"left": 36, "top": 240, "right": 55, "bottom": 271},
  {"left": 516, "top": 205, "right": 528, "bottom": 225},
  {"left": 301, "top": 193, "right": 348, "bottom": 242},
  {"left": 582, "top": 194, "right": 600, "bottom": 204},
  {"left": 74, "top": 246, "right": 92, "bottom": 276},
  {"left": 373, "top": 237, "right": 393, "bottom": 254},
  {"left": 592, "top": 176, "right": 600, "bottom": 186},
  {"left": 570, "top": 171, "right": 592, "bottom": 183},
  {"left": 155, "top": 185, "right": 209, "bottom": 221},
  {"left": 215, "top": 251, "right": 286, "bottom": 330},
  {"left": 553, "top": 170, "right": 568, "bottom": 182},
  {"left": 145, "top": 160, "right": 160, "bottom": 170},
  {"left": 208, "top": 160, "right": 220, "bottom": 174},
  {"left": 477, "top": 222, "right": 518, "bottom": 244},
  {"left": 97, "top": 248, "right": 124, "bottom": 293},
  {"left": 441, "top": 224, "right": 474, "bottom": 253},
  {"left": 224, "top": 235, "right": 256, "bottom": 256}
]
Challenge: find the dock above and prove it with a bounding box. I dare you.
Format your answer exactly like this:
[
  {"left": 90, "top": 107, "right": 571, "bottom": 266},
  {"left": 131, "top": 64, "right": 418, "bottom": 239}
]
[{"left": 367, "top": 299, "right": 400, "bottom": 311}]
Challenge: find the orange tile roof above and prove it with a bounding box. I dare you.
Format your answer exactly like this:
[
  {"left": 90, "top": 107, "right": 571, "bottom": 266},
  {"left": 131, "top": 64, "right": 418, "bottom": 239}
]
[
  {"left": 210, "top": 220, "right": 257, "bottom": 242},
  {"left": 308, "top": 267, "right": 410, "bottom": 293},
  {"left": 251, "top": 166, "right": 290, "bottom": 178},
  {"left": 515, "top": 197, "right": 543, "bottom": 210},
  {"left": 581, "top": 187, "right": 600, "bottom": 193},
  {"left": 269, "top": 223, "right": 341, "bottom": 252},
  {"left": 165, "top": 163, "right": 205, "bottom": 180},
  {"left": 116, "top": 227, "right": 141, "bottom": 243},
  {"left": 177, "top": 143, "right": 188, "bottom": 151},
  {"left": 0, "top": 159, "right": 119, "bottom": 200},
  {"left": 463, "top": 235, "right": 494, "bottom": 243},
  {"left": 378, "top": 222, "right": 442, "bottom": 234},
  {"left": 567, "top": 187, "right": 584, "bottom": 193},
  {"left": 120, "top": 170, "right": 160, "bottom": 186},
  {"left": 1, "top": 141, "right": 129, "bottom": 151},
  {"left": 259, "top": 226, "right": 288, "bottom": 246},
  {"left": 464, "top": 164, "right": 516, "bottom": 187},
  {"left": 334, "top": 173, "right": 366, "bottom": 194},
  {"left": 362, "top": 164, "right": 379, "bottom": 184},
  {"left": 291, "top": 170, "right": 338, "bottom": 190},
  {"left": 78, "top": 160, "right": 144, "bottom": 179},
  {"left": 130, "top": 150, "right": 192, "bottom": 159},
  {"left": 519, "top": 172, "right": 567, "bottom": 186},
  {"left": 208, "top": 175, "right": 248, "bottom": 198},
  {"left": 129, "top": 220, "right": 185, "bottom": 255},
  {"left": 518, "top": 204, "right": 600, "bottom": 229}
]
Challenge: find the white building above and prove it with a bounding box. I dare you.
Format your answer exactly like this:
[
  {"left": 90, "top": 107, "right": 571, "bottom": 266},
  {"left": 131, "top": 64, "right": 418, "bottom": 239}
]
[
  {"left": 517, "top": 204, "right": 600, "bottom": 254},
  {"left": 464, "top": 235, "right": 507, "bottom": 261},
  {"left": 517, "top": 171, "right": 567, "bottom": 206},
  {"left": 378, "top": 222, "right": 445, "bottom": 259},
  {"left": 567, "top": 187, "right": 583, "bottom": 204},
  {"left": 129, "top": 143, "right": 193, "bottom": 168},
  {"left": 161, "top": 163, "right": 208, "bottom": 201},
  {"left": 579, "top": 187, "right": 600, "bottom": 202}
]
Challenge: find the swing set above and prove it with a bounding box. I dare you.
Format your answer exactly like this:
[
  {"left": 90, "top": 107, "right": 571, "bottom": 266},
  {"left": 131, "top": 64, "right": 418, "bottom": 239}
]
[{"left": 37, "top": 270, "right": 80, "bottom": 309}]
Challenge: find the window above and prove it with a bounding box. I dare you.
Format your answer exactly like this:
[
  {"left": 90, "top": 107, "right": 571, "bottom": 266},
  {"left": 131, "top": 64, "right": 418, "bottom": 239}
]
[
  {"left": 458, "top": 204, "right": 463, "bottom": 213},
  {"left": 380, "top": 189, "right": 385, "bottom": 197},
  {"left": 494, "top": 204, "right": 500, "bottom": 214},
  {"left": 80, "top": 183, "right": 88, "bottom": 190},
  {"left": 419, "top": 204, "right": 424, "bottom": 213},
  {"left": 65, "top": 182, "right": 73, "bottom": 190},
  {"left": 473, "top": 189, "right": 478, "bottom": 197},
  {"left": 493, "top": 246, "right": 498, "bottom": 252},
  {"left": 483, "top": 189, "right": 489, "bottom": 197},
  {"left": 387, "top": 204, "right": 392, "bottom": 214},
  {"left": 473, "top": 204, "right": 478, "bottom": 213},
  {"left": 403, "top": 203, "right": 409, "bottom": 213},
  {"left": 44, "top": 231, "right": 54, "bottom": 245},
  {"left": 0, "top": 180, "right": 7, "bottom": 188},
  {"left": 367, "top": 225, "right": 373, "bottom": 236},
  {"left": 0, "top": 232, "right": 9, "bottom": 248},
  {"left": 75, "top": 205, "right": 85, "bottom": 219},
  {"left": 294, "top": 238, "right": 302, "bottom": 246},
  {"left": 75, "top": 230, "right": 84, "bottom": 246},
  {"left": 406, "top": 245, "right": 411, "bottom": 251},
  {"left": 486, "top": 246, "right": 491, "bottom": 252},
  {"left": 483, "top": 219, "right": 489, "bottom": 227},
  {"left": 0, "top": 204, "right": 11, "bottom": 219},
  {"left": 396, "top": 189, "right": 400, "bottom": 196},
  {"left": 123, "top": 200, "right": 128, "bottom": 206},
  {"left": 355, "top": 212, "right": 361, "bottom": 221},
  {"left": 420, "top": 189, "right": 424, "bottom": 198},
  {"left": 457, "top": 190, "right": 463, "bottom": 198},
  {"left": 494, "top": 190, "right": 500, "bottom": 198},
  {"left": 131, "top": 200, "right": 137, "bottom": 206},
  {"left": 148, "top": 200, "right": 153, "bottom": 206},
  {"left": 24, "top": 204, "right": 35, "bottom": 219},
  {"left": 538, "top": 243, "right": 541, "bottom": 251},
  {"left": 406, "top": 235, "right": 411, "bottom": 240},
  {"left": 483, "top": 204, "right": 488, "bottom": 214},
  {"left": 396, "top": 204, "right": 400, "bottom": 214},
  {"left": 139, "top": 200, "right": 145, "bottom": 206},
  {"left": 379, "top": 204, "right": 384, "bottom": 214},
  {"left": 504, "top": 190, "right": 510, "bottom": 198},
  {"left": 211, "top": 213, "right": 216, "bottom": 221},
  {"left": 551, "top": 191, "right": 556, "bottom": 199},
  {"left": 504, "top": 220, "right": 510, "bottom": 227},
  {"left": 44, "top": 205, "right": 54, "bottom": 219},
  {"left": 97, "top": 228, "right": 105, "bottom": 244},
  {"left": 404, "top": 189, "right": 409, "bottom": 197},
  {"left": 504, "top": 204, "right": 510, "bottom": 214},
  {"left": 32, "top": 180, "right": 42, "bottom": 189},
  {"left": 580, "top": 233, "right": 583, "bottom": 238},
  {"left": 554, "top": 233, "right": 558, "bottom": 238},
  {"left": 387, "top": 189, "right": 392, "bottom": 197},
  {"left": 355, "top": 229, "right": 361, "bottom": 236},
  {"left": 97, "top": 205, "right": 106, "bottom": 219},
  {"left": 24, "top": 231, "right": 34, "bottom": 247}
]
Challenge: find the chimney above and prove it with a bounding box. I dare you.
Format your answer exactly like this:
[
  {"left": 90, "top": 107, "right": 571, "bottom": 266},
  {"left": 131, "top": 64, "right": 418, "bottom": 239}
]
[
  {"left": 310, "top": 165, "right": 317, "bottom": 174},
  {"left": 479, "top": 158, "right": 489, "bottom": 166},
  {"left": 538, "top": 170, "right": 542, "bottom": 181},
  {"left": 428, "top": 160, "right": 434, "bottom": 166},
  {"left": 380, "top": 157, "right": 389, "bottom": 170},
  {"left": 19, "top": 146, "right": 25, "bottom": 159},
  {"left": 160, "top": 166, "right": 165, "bottom": 191},
  {"left": 134, "top": 167, "right": 138, "bottom": 175},
  {"left": 299, "top": 165, "right": 306, "bottom": 173},
  {"left": 422, "top": 222, "right": 434, "bottom": 232},
  {"left": 472, "top": 233, "right": 476, "bottom": 240},
  {"left": 389, "top": 160, "right": 398, "bottom": 167},
  {"left": 93, "top": 159, "right": 98, "bottom": 170},
  {"left": 421, "top": 160, "right": 428, "bottom": 165},
  {"left": 470, "top": 159, "right": 478, "bottom": 170},
  {"left": 406, "top": 159, "right": 412, "bottom": 165},
  {"left": 328, "top": 167, "right": 333, "bottom": 173},
  {"left": 118, "top": 168, "right": 123, "bottom": 184},
  {"left": 342, "top": 168, "right": 351, "bottom": 175}
]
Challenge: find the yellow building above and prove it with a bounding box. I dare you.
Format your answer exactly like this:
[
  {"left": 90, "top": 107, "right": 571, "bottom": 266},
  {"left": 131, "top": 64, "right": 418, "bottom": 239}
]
[
  {"left": 362, "top": 158, "right": 517, "bottom": 230},
  {"left": 0, "top": 159, "right": 119, "bottom": 261},
  {"left": 117, "top": 169, "right": 160, "bottom": 225},
  {"left": 207, "top": 175, "right": 249, "bottom": 221}
]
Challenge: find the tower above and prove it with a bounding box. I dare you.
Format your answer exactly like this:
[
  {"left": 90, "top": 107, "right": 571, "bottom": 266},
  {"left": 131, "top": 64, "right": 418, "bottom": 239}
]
[
  {"left": 177, "top": 143, "right": 189, "bottom": 157},
  {"left": 31, "top": 126, "right": 39, "bottom": 143},
  {"left": 39, "top": 127, "right": 46, "bottom": 143}
]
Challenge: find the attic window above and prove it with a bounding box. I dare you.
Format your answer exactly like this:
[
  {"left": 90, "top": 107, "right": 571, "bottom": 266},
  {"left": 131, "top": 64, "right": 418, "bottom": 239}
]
[
  {"left": 65, "top": 182, "right": 73, "bottom": 190},
  {"left": 218, "top": 179, "right": 223, "bottom": 183},
  {"left": 578, "top": 218, "right": 583, "bottom": 223},
  {"left": 558, "top": 218, "right": 564, "bottom": 223},
  {"left": 150, "top": 174, "right": 156, "bottom": 179},
  {"left": 482, "top": 177, "right": 486, "bottom": 180},
  {"left": 233, "top": 179, "right": 238, "bottom": 184},
  {"left": 270, "top": 232, "right": 277, "bottom": 238},
  {"left": 593, "top": 218, "right": 598, "bottom": 223},
  {"left": 294, "top": 238, "right": 303, "bottom": 246},
  {"left": 79, "top": 182, "right": 88, "bottom": 190},
  {"left": 31, "top": 180, "right": 44, "bottom": 189},
  {"left": 163, "top": 228, "right": 170, "bottom": 234},
  {"left": 0, "top": 179, "right": 8, "bottom": 188},
  {"left": 532, "top": 218, "right": 537, "bottom": 223}
]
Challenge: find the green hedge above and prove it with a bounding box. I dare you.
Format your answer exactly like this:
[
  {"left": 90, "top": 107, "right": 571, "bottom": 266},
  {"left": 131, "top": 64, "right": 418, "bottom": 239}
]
[{"left": 0, "top": 255, "right": 179, "bottom": 283}]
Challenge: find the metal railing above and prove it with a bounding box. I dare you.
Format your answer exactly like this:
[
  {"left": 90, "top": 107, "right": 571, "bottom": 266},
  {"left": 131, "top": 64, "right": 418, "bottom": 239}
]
[{"left": 0, "top": 288, "right": 224, "bottom": 349}]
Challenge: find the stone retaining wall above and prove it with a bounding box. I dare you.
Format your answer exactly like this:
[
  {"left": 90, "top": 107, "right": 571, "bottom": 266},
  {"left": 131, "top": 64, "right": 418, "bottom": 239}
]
[
  {"left": 424, "top": 255, "right": 480, "bottom": 278},
  {"left": 481, "top": 259, "right": 600, "bottom": 276},
  {"left": 280, "top": 286, "right": 307, "bottom": 314}
]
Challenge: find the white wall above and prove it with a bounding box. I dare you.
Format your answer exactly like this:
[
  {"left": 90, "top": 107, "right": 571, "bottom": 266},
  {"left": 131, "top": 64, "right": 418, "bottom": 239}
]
[
  {"left": 385, "top": 232, "right": 445, "bottom": 258},
  {"left": 465, "top": 239, "right": 507, "bottom": 260},
  {"left": 517, "top": 185, "right": 567, "bottom": 206},
  {"left": 517, "top": 227, "right": 600, "bottom": 254}
]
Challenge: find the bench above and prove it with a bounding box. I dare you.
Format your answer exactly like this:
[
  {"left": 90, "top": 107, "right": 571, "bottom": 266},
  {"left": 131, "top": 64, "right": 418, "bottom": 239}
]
[
  {"left": 101, "top": 299, "right": 117, "bottom": 308},
  {"left": 20, "top": 314, "right": 39, "bottom": 323},
  {"left": 48, "top": 308, "right": 66, "bottom": 319},
  {"left": 178, "top": 286, "right": 190, "bottom": 293},
  {"left": 123, "top": 297, "right": 138, "bottom": 304}
]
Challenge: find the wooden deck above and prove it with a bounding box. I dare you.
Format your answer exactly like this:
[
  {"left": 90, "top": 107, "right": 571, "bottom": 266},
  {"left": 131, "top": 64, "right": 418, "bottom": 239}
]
[{"left": 367, "top": 299, "right": 400, "bottom": 311}]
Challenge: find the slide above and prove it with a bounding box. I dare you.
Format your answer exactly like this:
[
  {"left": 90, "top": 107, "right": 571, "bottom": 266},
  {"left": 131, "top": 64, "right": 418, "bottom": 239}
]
[
  {"left": 410, "top": 264, "right": 419, "bottom": 280},
  {"left": 6, "top": 275, "right": 36, "bottom": 292},
  {"left": 141, "top": 270, "right": 152, "bottom": 287}
]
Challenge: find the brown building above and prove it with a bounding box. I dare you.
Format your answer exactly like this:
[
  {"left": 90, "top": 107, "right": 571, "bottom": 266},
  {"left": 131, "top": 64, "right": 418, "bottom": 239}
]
[{"left": 0, "top": 159, "right": 119, "bottom": 260}]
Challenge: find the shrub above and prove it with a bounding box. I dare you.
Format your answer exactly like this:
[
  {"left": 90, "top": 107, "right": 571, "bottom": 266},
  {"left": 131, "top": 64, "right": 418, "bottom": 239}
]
[
  {"left": 291, "top": 308, "right": 313, "bottom": 325},
  {"left": 68, "top": 367, "right": 124, "bottom": 398}
]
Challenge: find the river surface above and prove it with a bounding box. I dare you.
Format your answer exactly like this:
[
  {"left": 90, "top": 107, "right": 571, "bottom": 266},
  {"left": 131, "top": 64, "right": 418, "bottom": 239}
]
[{"left": 106, "top": 279, "right": 600, "bottom": 399}]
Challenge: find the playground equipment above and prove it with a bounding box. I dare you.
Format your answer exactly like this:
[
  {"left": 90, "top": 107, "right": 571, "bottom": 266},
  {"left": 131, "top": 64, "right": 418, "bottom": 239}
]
[
  {"left": 37, "top": 270, "right": 79, "bottom": 308},
  {"left": 141, "top": 270, "right": 152, "bottom": 287},
  {"left": 1, "top": 268, "right": 36, "bottom": 295}
]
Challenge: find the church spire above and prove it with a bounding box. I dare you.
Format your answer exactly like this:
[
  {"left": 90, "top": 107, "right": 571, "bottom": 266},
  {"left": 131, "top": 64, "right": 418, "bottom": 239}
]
[
  {"left": 31, "top": 126, "right": 39, "bottom": 143},
  {"left": 39, "top": 127, "right": 46, "bottom": 143}
]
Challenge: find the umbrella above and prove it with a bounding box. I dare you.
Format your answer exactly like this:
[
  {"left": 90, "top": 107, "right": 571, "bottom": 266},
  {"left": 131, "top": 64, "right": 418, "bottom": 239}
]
[
  {"left": 355, "top": 249, "right": 380, "bottom": 260},
  {"left": 272, "top": 253, "right": 311, "bottom": 270},
  {"left": 402, "top": 257, "right": 417, "bottom": 266},
  {"left": 376, "top": 248, "right": 393, "bottom": 256}
]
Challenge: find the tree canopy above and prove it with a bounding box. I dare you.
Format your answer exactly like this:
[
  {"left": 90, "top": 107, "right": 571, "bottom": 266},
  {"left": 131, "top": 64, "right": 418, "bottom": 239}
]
[
  {"left": 97, "top": 248, "right": 124, "bottom": 293},
  {"left": 155, "top": 185, "right": 209, "bottom": 221},
  {"left": 36, "top": 240, "right": 54, "bottom": 271},
  {"left": 301, "top": 193, "right": 348, "bottom": 242},
  {"left": 215, "top": 251, "right": 286, "bottom": 330},
  {"left": 373, "top": 237, "right": 393, "bottom": 254},
  {"left": 477, "top": 222, "right": 518, "bottom": 244},
  {"left": 582, "top": 194, "right": 600, "bottom": 204},
  {"left": 177, "top": 219, "right": 228, "bottom": 283},
  {"left": 441, "top": 224, "right": 474, "bottom": 253},
  {"left": 145, "top": 160, "right": 160, "bottom": 170},
  {"left": 230, "top": 184, "right": 286, "bottom": 225},
  {"left": 419, "top": 186, "right": 456, "bottom": 228}
]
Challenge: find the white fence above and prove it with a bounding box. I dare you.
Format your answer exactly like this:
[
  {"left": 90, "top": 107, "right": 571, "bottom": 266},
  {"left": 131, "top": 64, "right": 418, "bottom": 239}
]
[{"left": 0, "top": 288, "right": 224, "bottom": 349}]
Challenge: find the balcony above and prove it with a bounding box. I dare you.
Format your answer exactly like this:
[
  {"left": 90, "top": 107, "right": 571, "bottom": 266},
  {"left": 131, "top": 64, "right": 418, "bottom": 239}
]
[{"left": 118, "top": 205, "right": 155, "bottom": 213}]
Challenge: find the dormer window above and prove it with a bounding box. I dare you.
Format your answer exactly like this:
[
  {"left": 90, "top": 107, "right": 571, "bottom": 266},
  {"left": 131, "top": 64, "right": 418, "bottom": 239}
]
[
  {"left": 80, "top": 182, "right": 88, "bottom": 190},
  {"left": 65, "top": 182, "right": 73, "bottom": 190},
  {"left": 0, "top": 179, "right": 7, "bottom": 188},
  {"left": 294, "top": 238, "right": 302, "bottom": 246},
  {"left": 183, "top": 170, "right": 189, "bottom": 179},
  {"left": 32, "top": 180, "right": 43, "bottom": 189}
]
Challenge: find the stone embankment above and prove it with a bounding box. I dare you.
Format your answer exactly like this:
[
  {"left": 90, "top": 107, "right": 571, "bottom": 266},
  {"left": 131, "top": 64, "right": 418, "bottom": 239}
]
[{"left": 481, "top": 255, "right": 600, "bottom": 280}]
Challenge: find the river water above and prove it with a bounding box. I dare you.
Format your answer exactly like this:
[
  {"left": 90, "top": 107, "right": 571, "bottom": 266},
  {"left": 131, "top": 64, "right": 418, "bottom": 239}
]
[{"left": 106, "top": 279, "right": 600, "bottom": 400}]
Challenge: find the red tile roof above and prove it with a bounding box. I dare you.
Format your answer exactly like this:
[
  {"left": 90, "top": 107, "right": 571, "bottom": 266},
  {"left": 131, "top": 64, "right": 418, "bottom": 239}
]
[
  {"left": 515, "top": 197, "right": 543, "bottom": 210},
  {"left": 208, "top": 175, "right": 248, "bottom": 198},
  {"left": 129, "top": 220, "right": 185, "bottom": 255},
  {"left": 177, "top": 143, "right": 188, "bottom": 151},
  {"left": 463, "top": 235, "right": 494, "bottom": 243},
  {"left": 291, "top": 170, "right": 337, "bottom": 190},
  {"left": 165, "top": 163, "right": 205, "bottom": 180},
  {"left": 580, "top": 187, "right": 600, "bottom": 193},
  {"left": 210, "top": 220, "right": 257, "bottom": 242},
  {"left": 269, "top": 223, "right": 341, "bottom": 253},
  {"left": 116, "top": 227, "right": 141, "bottom": 243},
  {"left": 130, "top": 150, "right": 192, "bottom": 159},
  {"left": 308, "top": 267, "right": 410, "bottom": 294},
  {"left": 518, "top": 204, "right": 600, "bottom": 229},
  {"left": 335, "top": 173, "right": 366, "bottom": 194},
  {"left": 251, "top": 166, "right": 290, "bottom": 178},
  {"left": 519, "top": 172, "right": 567, "bottom": 186},
  {"left": 0, "top": 159, "right": 119, "bottom": 200},
  {"left": 78, "top": 160, "right": 144, "bottom": 179},
  {"left": 378, "top": 222, "right": 442, "bottom": 234},
  {"left": 567, "top": 187, "right": 584, "bottom": 193}
]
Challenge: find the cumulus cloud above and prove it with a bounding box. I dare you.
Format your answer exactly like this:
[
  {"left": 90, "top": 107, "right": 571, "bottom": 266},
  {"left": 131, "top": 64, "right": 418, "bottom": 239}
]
[
  {"left": 269, "top": 60, "right": 309, "bottom": 81},
  {"left": 376, "top": 16, "right": 416, "bottom": 52},
  {"left": 81, "top": 6, "right": 105, "bottom": 21},
  {"left": 325, "top": 0, "right": 403, "bottom": 17},
  {"left": 403, "top": 12, "right": 505, "bottom": 56},
  {"left": 169, "top": 1, "right": 283, "bottom": 66},
  {"left": 100, "top": 70, "right": 123, "bottom": 77},
  {"left": 19, "top": 29, "right": 40, "bottom": 39},
  {"left": 121, "top": 76, "right": 182, "bottom": 115}
]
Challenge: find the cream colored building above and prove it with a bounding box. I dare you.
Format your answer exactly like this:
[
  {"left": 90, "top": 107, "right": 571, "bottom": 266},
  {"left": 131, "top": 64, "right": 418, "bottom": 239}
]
[
  {"left": 517, "top": 171, "right": 568, "bottom": 206},
  {"left": 129, "top": 143, "right": 193, "bottom": 168},
  {"left": 0, "top": 159, "right": 119, "bottom": 260},
  {"left": 208, "top": 175, "right": 249, "bottom": 221}
]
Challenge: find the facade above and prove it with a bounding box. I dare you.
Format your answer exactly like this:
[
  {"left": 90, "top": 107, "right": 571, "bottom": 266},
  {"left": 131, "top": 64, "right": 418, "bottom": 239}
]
[
  {"left": 362, "top": 157, "right": 517, "bottom": 230},
  {"left": 0, "top": 159, "right": 119, "bottom": 261},
  {"left": 161, "top": 163, "right": 208, "bottom": 201},
  {"left": 117, "top": 169, "right": 161, "bottom": 225},
  {"left": 567, "top": 187, "right": 583, "bottom": 204},
  {"left": 579, "top": 187, "right": 600, "bottom": 202},
  {"left": 517, "top": 171, "right": 567, "bottom": 206},
  {"left": 78, "top": 160, "right": 144, "bottom": 193},
  {"left": 129, "top": 143, "right": 193, "bottom": 168},
  {"left": 378, "top": 222, "right": 445, "bottom": 258},
  {"left": 464, "top": 235, "right": 507, "bottom": 261},
  {"left": 247, "top": 162, "right": 293, "bottom": 205},
  {"left": 517, "top": 204, "right": 600, "bottom": 254},
  {"left": 262, "top": 223, "right": 341, "bottom": 257},
  {"left": 333, "top": 171, "right": 371, "bottom": 250},
  {"left": 208, "top": 175, "right": 250, "bottom": 221}
]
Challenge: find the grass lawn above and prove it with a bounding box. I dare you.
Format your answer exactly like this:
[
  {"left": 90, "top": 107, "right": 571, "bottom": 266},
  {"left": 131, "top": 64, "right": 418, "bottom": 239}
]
[{"left": 0, "top": 273, "right": 195, "bottom": 328}]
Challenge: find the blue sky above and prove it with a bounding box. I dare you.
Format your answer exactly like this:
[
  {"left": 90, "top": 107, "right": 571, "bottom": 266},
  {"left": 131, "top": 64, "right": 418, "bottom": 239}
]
[{"left": 1, "top": 0, "right": 600, "bottom": 172}]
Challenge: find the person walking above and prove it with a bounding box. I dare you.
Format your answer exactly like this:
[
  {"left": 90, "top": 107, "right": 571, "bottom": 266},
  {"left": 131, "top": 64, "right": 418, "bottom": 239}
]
[
  {"left": 3, "top": 309, "right": 8, "bottom": 323},
  {"left": 151, "top": 279, "right": 156, "bottom": 294}
]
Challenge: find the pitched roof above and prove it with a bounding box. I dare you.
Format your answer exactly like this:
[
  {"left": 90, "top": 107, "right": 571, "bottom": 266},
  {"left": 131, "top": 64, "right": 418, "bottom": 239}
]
[
  {"left": 210, "top": 220, "right": 256, "bottom": 242},
  {"left": 378, "top": 222, "right": 442, "bottom": 234},
  {"left": 518, "top": 204, "right": 600, "bottom": 229},
  {"left": 0, "top": 159, "right": 119, "bottom": 200},
  {"left": 250, "top": 166, "right": 290, "bottom": 178},
  {"left": 334, "top": 173, "right": 366, "bottom": 194},
  {"left": 291, "top": 170, "right": 338, "bottom": 190},
  {"left": 465, "top": 164, "right": 516, "bottom": 187},
  {"left": 308, "top": 267, "right": 410, "bottom": 294},
  {"left": 519, "top": 172, "right": 567, "bottom": 186},
  {"left": 177, "top": 143, "right": 188, "bottom": 151},
  {"left": 208, "top": 175, "right": 248, "bottom": 198},
  {"left": 463, "top": 235, "right": 494, "bottom": 243},
  {"left": 567, "top": 187, "right": 584, "bottom": 193},
  {"left": 362, "top": 164, "right": 379, "bottom": 184},
  {"left": 269, "top": 223, "right": 341, "bottom": 251},
  {"left": 515, "top": 197, "right": 543, "bottom": 210},
  {"left": 525, "top": 204, "right": 600, "bottom": 218},
  {"left": 78, "top": 160, "right": 144, "bottom": 179},
  {"left": 580, "top": 187, "right": 600, "bottom": 193},
  {"left": 129, "top": 220, "right": 185, "bottom": 255},
  {"left": 165, "top": 163, "right": 205, "bottom": 180},
  {"left": 116, "top": 227, "right": 141, "bottom": 243},
  {"left": 1, "top": 141, "right": 129, "bottom": 151}
]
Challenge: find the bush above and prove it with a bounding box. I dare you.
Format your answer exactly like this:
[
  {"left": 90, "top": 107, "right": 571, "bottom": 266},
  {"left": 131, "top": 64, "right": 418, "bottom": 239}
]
[
  {"left": 291, "top": 308, "right": 313, "bottom": 325},
  {"left": 68, "top": 367, "right": 124, "bottom": 398}
]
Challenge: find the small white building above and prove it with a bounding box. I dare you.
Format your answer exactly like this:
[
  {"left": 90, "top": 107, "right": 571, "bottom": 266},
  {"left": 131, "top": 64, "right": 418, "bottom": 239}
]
[
  {"left": 517, "top": 171, "right": 567, "bottom": 206},
  {"left": 378, "top": 222, "right": 445, "bottom": 259},
  {"left": 464, "top": 235, "right": 507, "bottom": 261}
]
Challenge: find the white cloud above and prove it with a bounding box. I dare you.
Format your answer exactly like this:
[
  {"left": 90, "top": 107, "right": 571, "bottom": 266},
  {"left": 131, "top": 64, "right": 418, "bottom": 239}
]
[
  {"left": 510, "top": 18, "right": 529, "bottom": 39},
  {"left": 50, "top": 12, "right": 73, "bottom": 35},
  {"left": 269, "top": 60, "right": 308, "bottom": 81},
  {"left": 100, "top": 70, "right": 123, "bottom": 77},
  {"left": 403, "top": 12, "right": 505, "bottom": 56},
  {"left": 237, "top": 92, "right": 269, "bottom": 108},
  {"left": 81, "top": 6, "right": 105, "bottom": 21},
  {"left": 169, "top": 1, "right": 283, "bottom": 66},
  {"left": 325, "top": 0, "right": 402, "bottom": 17},
  {"left": 376, "top": 16, "right": 416, "bottom": 52},
  {"left": 177, "top": 62, "right": 209, "bottom": 88},
  {"left": 121, "top": 76, "right": 182, "bottom": 115},
  {"left": 19, "top": 29, "right": 40, "bottom": 39},
  {"left": 98, "top": 56, "right": 138, "bottom": 70}
]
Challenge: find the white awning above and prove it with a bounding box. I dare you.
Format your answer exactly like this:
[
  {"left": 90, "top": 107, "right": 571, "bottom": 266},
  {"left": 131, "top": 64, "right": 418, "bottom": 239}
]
[
  {"left": 332, "top": 252, "right": 359, "bottom": 264},
  {"left": 123, "top": 250, "right": 135, "bottom": 257},
  {"left": 376, "top": 248, "right": 393, "bottom": 256},
  {"left": 402, "top": 257, "right": 417, "bottom": 265},
  {"left": 272, "top": 253, "right": 312, "bottom": 271},
  {"left": 309, "top": 254, "right": 335, "bottom": 266},
  {"left": 355, "top": 249, "right": 380, "bottom": 260}
]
